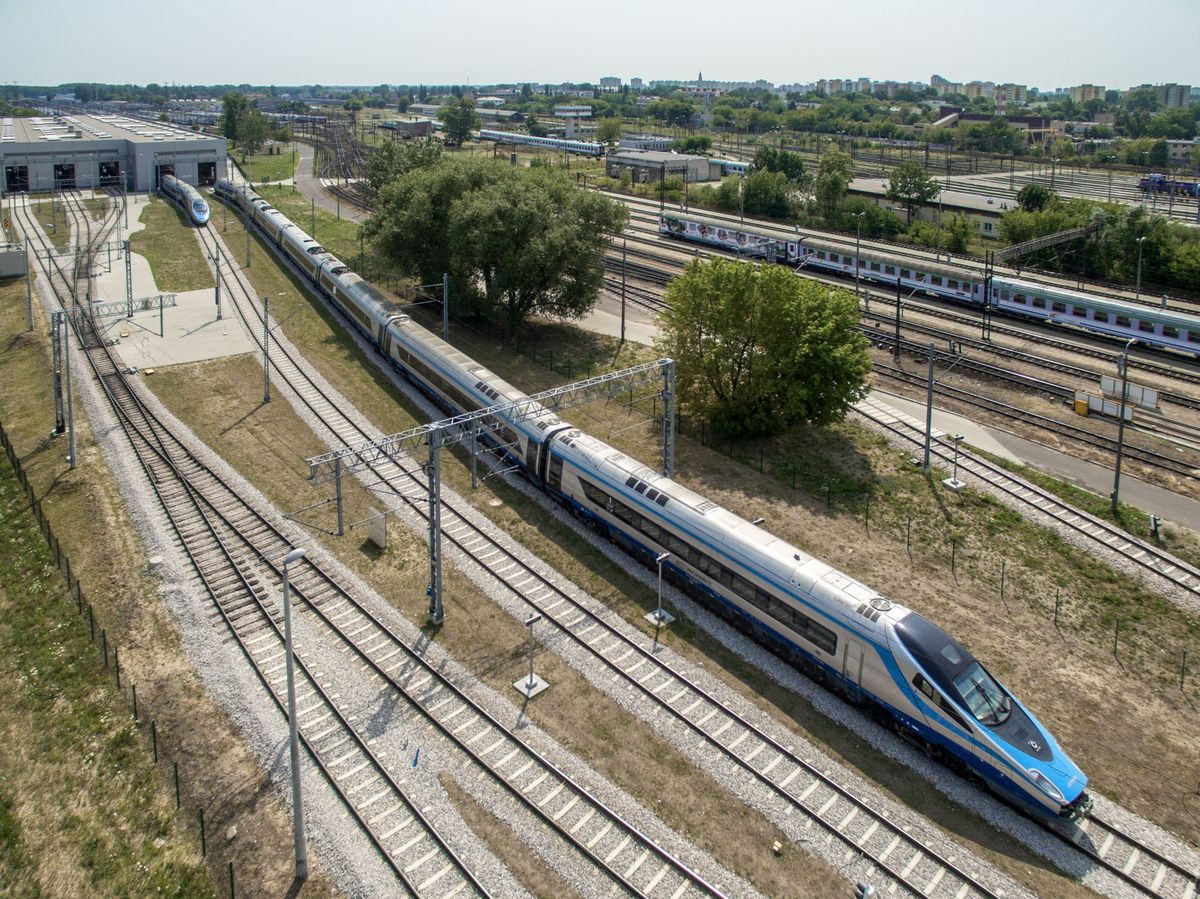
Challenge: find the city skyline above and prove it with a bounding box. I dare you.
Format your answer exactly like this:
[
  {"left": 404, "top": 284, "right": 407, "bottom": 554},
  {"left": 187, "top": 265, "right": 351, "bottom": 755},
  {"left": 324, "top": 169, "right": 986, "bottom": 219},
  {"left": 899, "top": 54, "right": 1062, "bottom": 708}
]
[{"left": 5, "top": 0, "right": 1198, "bottom": 91}]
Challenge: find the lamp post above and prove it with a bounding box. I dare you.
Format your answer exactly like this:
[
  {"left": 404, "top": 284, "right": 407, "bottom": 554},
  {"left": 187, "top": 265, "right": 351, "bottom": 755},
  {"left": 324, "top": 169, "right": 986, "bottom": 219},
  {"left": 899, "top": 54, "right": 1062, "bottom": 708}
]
[
  {"left": 648, "top": 551, "right": 672, "bottom": 650},
  {"left": 281, "top": 547, "right": 309, "bottom": 881},
  {"left": 1111, "top": 339, "right": 1136, "bottom": 516},
  {"left": 1134, "top": 235, "right": 1146, "bottom": 303},
  {"left": 852, "top": 211, "right": 865, "bottom": 308}
]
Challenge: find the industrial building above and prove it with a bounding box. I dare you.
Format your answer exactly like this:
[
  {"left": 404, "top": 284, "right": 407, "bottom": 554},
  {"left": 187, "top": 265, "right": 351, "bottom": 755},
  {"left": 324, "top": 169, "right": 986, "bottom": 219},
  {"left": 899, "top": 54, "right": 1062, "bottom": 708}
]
[
  {"left": 606, "top": 149, "right": 721, "bottom": 183},
  {"left": 1, "top": 114, "right": 228, "bottom": 194}
]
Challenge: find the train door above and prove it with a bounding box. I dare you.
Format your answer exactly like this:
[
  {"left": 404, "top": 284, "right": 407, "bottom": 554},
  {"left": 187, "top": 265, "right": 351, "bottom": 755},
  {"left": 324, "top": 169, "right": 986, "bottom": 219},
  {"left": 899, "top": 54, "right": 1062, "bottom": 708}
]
[
  {"left": 842, "top": 640, "right": 865, "bottom": 700},
  {"left": 53, "top": 163, "right": 76, "bottom": 190},
  {"left": 99, "top": 161, "right": 121, "bottom": 187},
  {"left": 154, "top": 164, "right": 175, "bottom": 190},
  {"left": 5, "top": 165, "right": 29, "bottom": 193}
]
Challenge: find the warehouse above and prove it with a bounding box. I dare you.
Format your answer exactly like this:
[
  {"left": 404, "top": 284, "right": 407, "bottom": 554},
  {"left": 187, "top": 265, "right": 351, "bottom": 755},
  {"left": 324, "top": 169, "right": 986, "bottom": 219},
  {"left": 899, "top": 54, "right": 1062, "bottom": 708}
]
[
  {"left": 1, "top": 114, "right": 227, "bottom": 194},
  {"left": 606, "top": 149, "right": 721, "bottom": 184}
]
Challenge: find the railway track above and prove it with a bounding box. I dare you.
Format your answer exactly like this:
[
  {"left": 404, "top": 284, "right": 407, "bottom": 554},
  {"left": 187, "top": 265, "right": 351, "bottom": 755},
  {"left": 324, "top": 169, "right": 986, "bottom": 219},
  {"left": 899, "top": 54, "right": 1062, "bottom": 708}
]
[
  {"left": 47, "top": 189, "right": 744, "bottom": 898},
  {"left": 611, "top": 191, "right": 1192, "bottom": 314},
  {"left": 611, "top": 225, "right": 1200, "bottom": 417},
  {"left": 194, "top": 213, "right": 742, "bottom": 898},
  {"left": 205, "top": 184, "right": 1034, "bottom": 899},
  {"left": 872, "top": 362, "right": 1200, "bottom": 481},
  {"left": 23, "top": 193, "right": 500, "bottom": 897},
  {"left": 854, "top": 395, "right": 1200, "bottom": 598}
]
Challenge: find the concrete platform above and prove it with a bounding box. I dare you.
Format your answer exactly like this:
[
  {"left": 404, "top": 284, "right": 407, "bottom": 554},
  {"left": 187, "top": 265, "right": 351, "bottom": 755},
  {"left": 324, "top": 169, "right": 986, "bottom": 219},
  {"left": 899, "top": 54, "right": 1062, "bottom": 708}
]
[{"left": 87, "top": 196, "right": 256, "bottom": 370}]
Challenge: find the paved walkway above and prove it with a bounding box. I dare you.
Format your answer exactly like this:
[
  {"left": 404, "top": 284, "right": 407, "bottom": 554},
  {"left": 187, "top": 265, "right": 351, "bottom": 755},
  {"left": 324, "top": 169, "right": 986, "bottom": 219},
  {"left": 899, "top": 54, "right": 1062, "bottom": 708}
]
[
  {"left": 84, "top": 195, "right": 255, "bottom": 369},
  {"left": 290, "top": 141, "right": 368, "bottom": 223}
]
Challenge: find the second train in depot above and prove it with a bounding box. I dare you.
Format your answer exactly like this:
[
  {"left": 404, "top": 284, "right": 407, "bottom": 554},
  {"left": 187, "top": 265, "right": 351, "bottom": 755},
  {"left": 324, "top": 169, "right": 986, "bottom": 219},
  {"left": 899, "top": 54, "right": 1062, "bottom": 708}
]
[
  {"left": 660, "top": 211, "right": 1200, "bottom": 356},
  {"left": 159, "top": 173, "right": 210, "bottom": 226},
  {"left": 213, "top": 178, "right": 1093, "bottom": 823}
]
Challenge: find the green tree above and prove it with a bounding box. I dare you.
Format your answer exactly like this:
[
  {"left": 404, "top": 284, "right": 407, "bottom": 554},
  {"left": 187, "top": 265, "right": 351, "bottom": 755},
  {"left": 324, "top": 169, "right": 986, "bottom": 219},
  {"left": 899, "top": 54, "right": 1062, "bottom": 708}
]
[
  {"left": 596, "top": 118, "right": 623, "bottom": 143},
  {"left": 366, "top": 159, "right": 627, "bottom": 333},
  {"left": 440, "top": 98, "right": 480, "bottom": 145},
  {"left": 833, "top": 197, "right": 902, "bottom": 239},
  {"left": 751, "top": 145, "right": 809, "bottom": 186},
  {"left": 1017, "top": 183, "right": 1054, "bottom": 212},
  {"left": 673, "top": 135, "right": 712, "bottom": 154},
  {"left": 237, "top": 108, "right": 269, "bottom": 156},
  {"left": 815, "top": 147, "right": 853, "bottom": 219},
  {"left": 941, "top": 214, "right": 973, "bottom": 254},
  {"left": 886, "top": 159, "right": 940, "bottom": 223},
  {"left": 739, "top": 169, "right": 793, "bottom": 219},
  {"left": 656, "top": 258, "right": 870, "bottom": 438},
  {"left": 1146, "top": 107, "right": 1197, "bottom": 140},
  {"left": 526, "top": 114, "right": 548, "bottom": 137},
  {"left": 364, "top": 137, "right": 443, "bottom": 194},
  {"left": 221, "top": 91, "right": 248, "bottom": 142}
]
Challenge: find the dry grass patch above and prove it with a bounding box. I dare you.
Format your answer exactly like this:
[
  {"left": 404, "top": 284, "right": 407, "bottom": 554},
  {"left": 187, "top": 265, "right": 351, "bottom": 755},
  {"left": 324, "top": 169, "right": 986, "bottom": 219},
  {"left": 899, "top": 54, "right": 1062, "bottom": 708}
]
[{"left": 0, "top": 275, "right": 338, "bottom": 899}]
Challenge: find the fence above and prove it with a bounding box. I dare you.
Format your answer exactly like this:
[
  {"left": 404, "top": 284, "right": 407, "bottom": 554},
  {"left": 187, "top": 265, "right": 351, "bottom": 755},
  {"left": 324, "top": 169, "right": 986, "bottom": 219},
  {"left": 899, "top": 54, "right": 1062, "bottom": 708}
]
[{"left": 0, "top": 418, "right": 239, "bottom": 897}]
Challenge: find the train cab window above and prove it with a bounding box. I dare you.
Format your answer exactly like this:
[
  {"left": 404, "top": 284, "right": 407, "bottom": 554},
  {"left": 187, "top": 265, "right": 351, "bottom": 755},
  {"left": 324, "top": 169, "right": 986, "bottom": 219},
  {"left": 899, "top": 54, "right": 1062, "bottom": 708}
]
[
  {"left": 1093, "top": 311, "right": 1109, "bottom": 323},
  {"left": 931, "top": 275, "right": 943, "bottom": 286},
  {"left": 1163, "top": 326, "right": 1179, "bottom": 339},
  {"left": 1116, "top": 315, "right": 1131, "bottom": 328},
  {"left": 1071, "top": 306, "right": 1087, "bottom": 317},
  {"left": 884, "top": 265, "right": 896, "bottom": 275},
  {"left": 1031, "top": 297, "right": 1046, "bottom": 309},
  {"left": 1051, "top": 301, "right": 1066, "bottom": 313},
  {"left": 1138, "top": 320, "right": 1155, "bottom": 333},
  {"left": 913, "top": 674, "right": 970, "bottom": 731}
]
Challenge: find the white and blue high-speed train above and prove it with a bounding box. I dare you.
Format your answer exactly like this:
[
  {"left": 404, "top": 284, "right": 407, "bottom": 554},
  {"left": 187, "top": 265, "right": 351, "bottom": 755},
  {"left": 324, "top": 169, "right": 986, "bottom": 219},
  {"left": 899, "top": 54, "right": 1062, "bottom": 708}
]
[
  {"left": 160, "top": 174, "right": 210, "bottom": 226},
  {"left": 214, "top": 178, "right": 1093, "bottom": 823}
]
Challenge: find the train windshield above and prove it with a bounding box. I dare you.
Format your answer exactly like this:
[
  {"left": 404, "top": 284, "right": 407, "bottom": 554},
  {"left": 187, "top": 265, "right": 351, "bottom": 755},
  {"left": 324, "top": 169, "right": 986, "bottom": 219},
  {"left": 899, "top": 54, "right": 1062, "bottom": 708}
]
[
  {"left": 192, "top": 199, "right": 209, "bottom": 216},
  {"left": 953, "top": 662, "right": 1012, "bottom": 725}
]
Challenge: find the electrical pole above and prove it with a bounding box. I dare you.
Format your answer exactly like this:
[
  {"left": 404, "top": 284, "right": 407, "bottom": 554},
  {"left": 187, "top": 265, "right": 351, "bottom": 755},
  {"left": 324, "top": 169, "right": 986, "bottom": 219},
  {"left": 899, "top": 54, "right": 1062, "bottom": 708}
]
[
  {"left": 1111, "top": 340, "right": 1135, "bottom": 515},
  {"left": 262, "top": 296, "right": 270, "bottom": 403}
]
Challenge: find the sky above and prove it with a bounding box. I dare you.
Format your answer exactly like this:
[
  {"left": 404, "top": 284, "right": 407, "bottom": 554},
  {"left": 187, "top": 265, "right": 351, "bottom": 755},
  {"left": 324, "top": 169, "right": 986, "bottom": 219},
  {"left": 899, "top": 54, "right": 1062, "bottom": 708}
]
[{"left": 4, "top": 0, "right": 1198, "bottom": 92}]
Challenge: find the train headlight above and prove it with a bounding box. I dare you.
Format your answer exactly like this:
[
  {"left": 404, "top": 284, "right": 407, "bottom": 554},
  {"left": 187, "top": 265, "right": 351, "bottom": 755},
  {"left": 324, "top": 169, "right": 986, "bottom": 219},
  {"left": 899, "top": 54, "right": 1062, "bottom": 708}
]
[{"left": 1028, "top": 769, "right": 1065, "bottom": 803}]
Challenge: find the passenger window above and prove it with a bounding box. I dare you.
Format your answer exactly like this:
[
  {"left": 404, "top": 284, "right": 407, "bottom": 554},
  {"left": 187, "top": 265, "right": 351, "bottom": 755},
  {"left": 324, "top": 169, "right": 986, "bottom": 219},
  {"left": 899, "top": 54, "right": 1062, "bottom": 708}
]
[
  {"left": 1138, "top": 320, "right": 1155, "bottom": 333},
  {"left": 1116, "top": 315, "right": 1131, "bottom": 328},
  {"left": 1051, "top": 301, "right": 1066, "bottom": 313},
  {"left": 1163, "top": 325, "right": 1178, "bottom": 338}
]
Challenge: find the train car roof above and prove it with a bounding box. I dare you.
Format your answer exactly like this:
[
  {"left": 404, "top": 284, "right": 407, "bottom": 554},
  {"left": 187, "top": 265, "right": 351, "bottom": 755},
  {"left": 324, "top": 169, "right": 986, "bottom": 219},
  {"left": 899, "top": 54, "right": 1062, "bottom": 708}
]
[{"left": 997, "top": 275, "right": 1200, "bottom": 327}]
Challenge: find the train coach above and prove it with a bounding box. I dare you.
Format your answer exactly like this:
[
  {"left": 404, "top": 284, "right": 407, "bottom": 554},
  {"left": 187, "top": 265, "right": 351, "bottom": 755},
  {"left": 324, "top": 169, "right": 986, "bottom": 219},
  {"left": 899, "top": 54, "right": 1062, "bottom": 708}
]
[
  {"left": 477, "top": 128, "right": 605, "bottom": 157},
  {"left": 212, "top": 178, "right": 1092, "bottom": 823},
  {"left": 160, "top": 174, "right": 210, "bottom": 226},
  {"left": 659, "top": 211, "right": 1200, "bottom": 355}
]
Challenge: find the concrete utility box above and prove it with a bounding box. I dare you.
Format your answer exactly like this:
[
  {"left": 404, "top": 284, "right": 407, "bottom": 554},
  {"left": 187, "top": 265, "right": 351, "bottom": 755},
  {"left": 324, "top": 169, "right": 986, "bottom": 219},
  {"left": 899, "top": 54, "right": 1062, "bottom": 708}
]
[
  {"left": 1100, "top": 375, "right": 1158, "bottom": 411},
  {"left": 0, "top": 244, "right": 27, "bottom": 277}
]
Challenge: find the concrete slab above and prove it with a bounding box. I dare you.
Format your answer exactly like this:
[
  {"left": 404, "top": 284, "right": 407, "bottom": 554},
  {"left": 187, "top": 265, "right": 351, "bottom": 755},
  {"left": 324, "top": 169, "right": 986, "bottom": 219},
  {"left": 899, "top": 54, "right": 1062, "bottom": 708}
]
[
  {"left": 88, "top": 198, "right": 256, "bottom": 370},
  {"left": 869, "top": 389, "right": 1024, "bottom": 464}
]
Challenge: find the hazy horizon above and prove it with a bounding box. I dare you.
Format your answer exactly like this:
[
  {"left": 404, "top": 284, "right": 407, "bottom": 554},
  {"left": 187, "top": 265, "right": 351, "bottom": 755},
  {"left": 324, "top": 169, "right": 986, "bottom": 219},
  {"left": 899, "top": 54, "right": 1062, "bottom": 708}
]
[{"left": 5, "top": 0, "right": 1198, "bottom": 93}]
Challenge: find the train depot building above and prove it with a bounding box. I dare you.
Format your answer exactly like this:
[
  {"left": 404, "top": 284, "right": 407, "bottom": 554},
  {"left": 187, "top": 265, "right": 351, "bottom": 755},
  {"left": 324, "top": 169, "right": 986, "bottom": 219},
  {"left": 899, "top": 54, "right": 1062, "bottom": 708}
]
[
  {"left": 606, "top": 149, "right": 721, "bottom": 184},
  {"left": 1, "top": 114, "right": 227, "bottom": 194}
]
